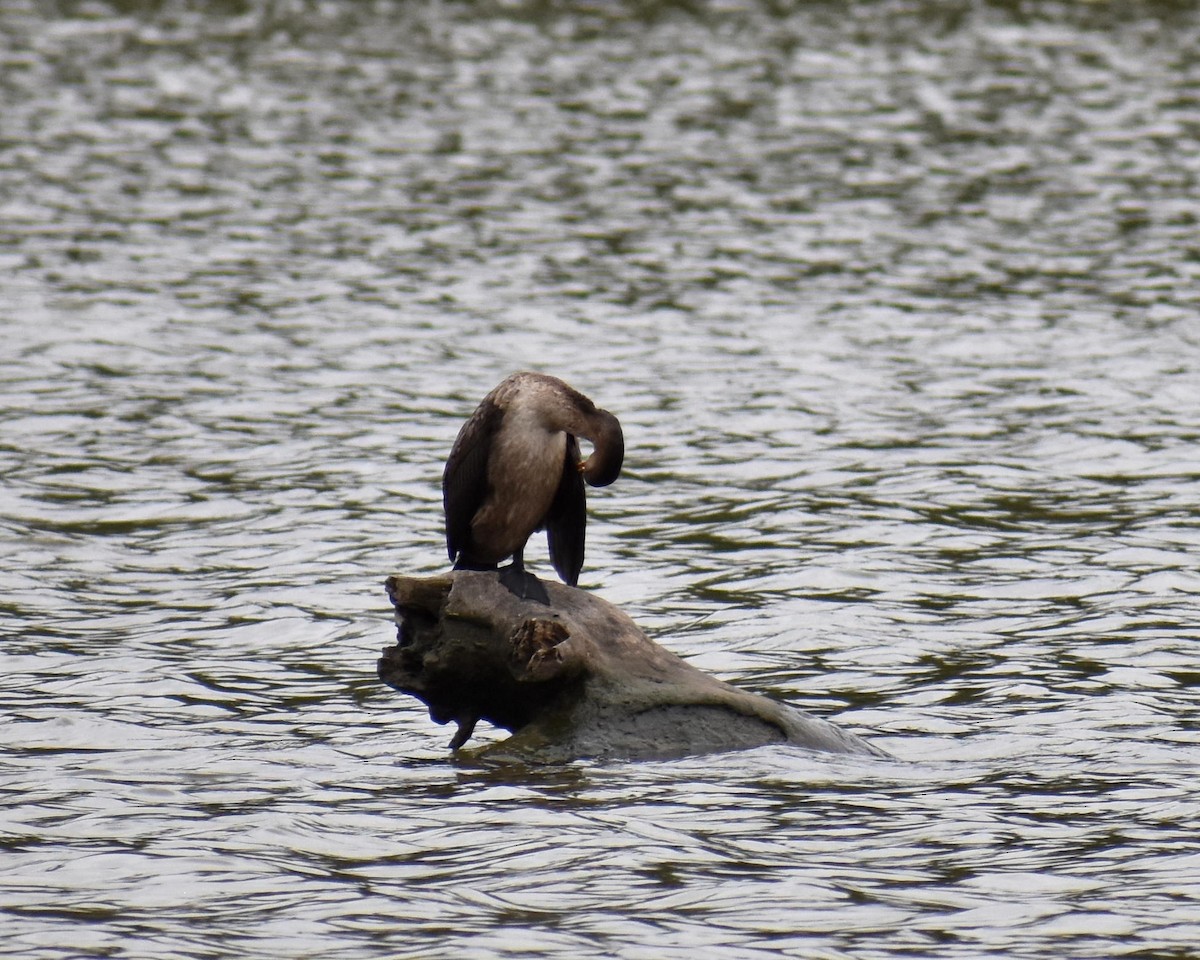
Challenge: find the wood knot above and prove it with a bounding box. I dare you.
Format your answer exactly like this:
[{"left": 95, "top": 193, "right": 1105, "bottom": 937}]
[{"left": 509, "top": 618, "right": 570, "bottom": 681}]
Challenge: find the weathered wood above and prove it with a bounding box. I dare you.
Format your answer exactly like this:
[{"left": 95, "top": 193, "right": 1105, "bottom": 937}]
[{"left": 378, "top": 571, "right": 888, "bottom": 762}]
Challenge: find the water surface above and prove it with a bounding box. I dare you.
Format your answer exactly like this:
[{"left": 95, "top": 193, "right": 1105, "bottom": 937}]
[{"left": 2, "top": 1, "right": 1199, "bottom": 957}]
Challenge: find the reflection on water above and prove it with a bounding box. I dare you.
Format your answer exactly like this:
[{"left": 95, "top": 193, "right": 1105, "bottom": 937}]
[{"left": 2, "top": 1, "right": 1199, "bottom": 958}]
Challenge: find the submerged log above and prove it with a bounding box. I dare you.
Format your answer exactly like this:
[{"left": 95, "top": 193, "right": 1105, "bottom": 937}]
[{"left": 378, "top": 571, "right": 888, "bottom": 763}]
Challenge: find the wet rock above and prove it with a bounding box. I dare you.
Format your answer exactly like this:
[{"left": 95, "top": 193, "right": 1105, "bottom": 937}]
[{"left": 378, "top": 571, "right": 888, "bottom": 763}]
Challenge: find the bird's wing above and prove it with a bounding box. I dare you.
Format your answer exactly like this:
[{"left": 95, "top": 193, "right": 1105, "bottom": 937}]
[
  {"left": 442, "top": 398, "right": 502, "bottom": 564},
  {"left": 545, "top": 435, "right": 587, "bottom": 586}
]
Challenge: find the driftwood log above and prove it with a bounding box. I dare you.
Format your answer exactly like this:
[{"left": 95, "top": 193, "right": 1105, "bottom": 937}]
[{"left": 378, "top": 571, "right": 888, "bottom": 763}]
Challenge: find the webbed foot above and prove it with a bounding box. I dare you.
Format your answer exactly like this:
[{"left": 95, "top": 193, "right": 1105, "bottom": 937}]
[{"left": 498, "top": 565, "right": 551, "bottom": 605}]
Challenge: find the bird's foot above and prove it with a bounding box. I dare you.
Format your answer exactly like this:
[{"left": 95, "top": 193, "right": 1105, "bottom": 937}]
[{"left": 498, "top": 565, "right": 551, "bottom": 605}]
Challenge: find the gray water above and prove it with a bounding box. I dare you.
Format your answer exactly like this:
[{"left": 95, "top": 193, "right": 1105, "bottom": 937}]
[{"left": 3, "top": 0, "right": 1199, "bottom": 957}]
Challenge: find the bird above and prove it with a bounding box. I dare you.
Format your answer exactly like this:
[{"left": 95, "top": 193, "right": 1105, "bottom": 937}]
[{"left": 442, "top": 371, "right": 624, "bottom": 604}]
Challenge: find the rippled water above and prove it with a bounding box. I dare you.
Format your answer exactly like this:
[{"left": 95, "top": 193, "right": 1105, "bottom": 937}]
[{"left": 3, "top": 1, "right": 1200, "bottom": 957}]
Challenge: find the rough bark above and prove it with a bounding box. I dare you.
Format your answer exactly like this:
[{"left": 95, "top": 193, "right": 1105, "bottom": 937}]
[{"left": 378, "top": 571, "right": 888, "bottom": 763}]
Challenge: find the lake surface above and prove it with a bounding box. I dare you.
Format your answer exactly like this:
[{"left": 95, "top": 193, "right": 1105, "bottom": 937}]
[{"left": 3, "top": 0, "right": 1199, "bottom": 957}]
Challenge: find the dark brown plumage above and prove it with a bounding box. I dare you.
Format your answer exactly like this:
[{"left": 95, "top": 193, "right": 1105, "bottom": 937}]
[{"left": 443, "top": 372, "right": 624, "bottom": 602}]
